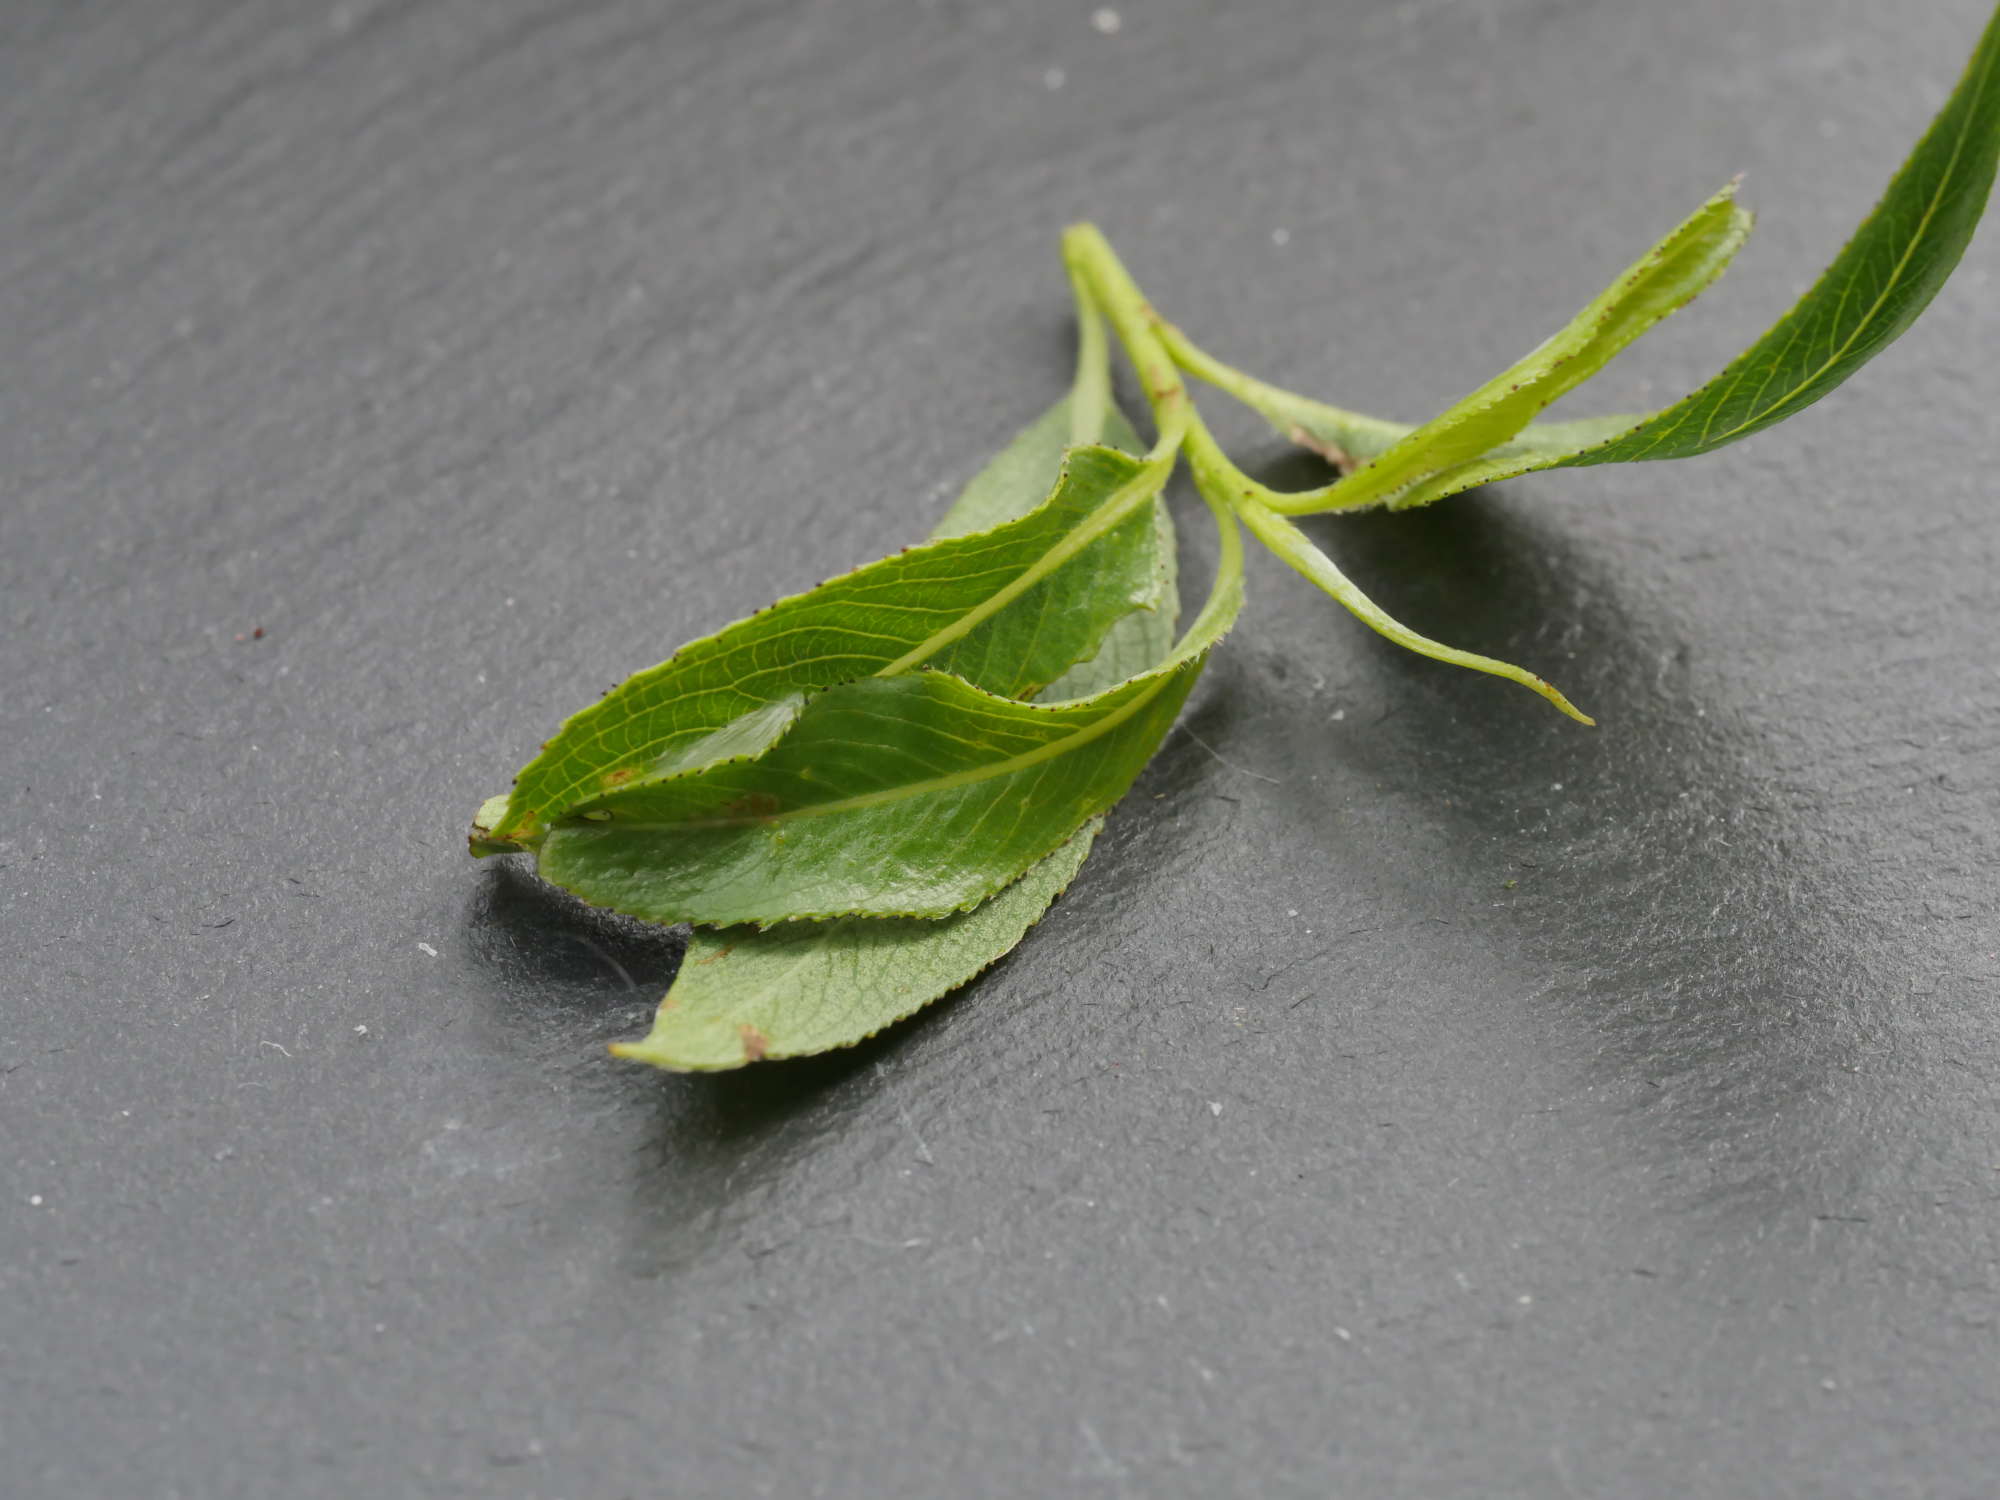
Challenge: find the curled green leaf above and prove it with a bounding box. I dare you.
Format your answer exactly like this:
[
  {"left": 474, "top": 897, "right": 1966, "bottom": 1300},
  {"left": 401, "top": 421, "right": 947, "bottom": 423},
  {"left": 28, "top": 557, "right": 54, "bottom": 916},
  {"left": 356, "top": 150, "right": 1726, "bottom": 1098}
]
[
  {"left": 478, "top": 440, "right": 1172, "bottom": 850},
  {"left": 1289, "top": 181, "right": 1752, "bottom": 512},
  {"left": 612, "top": 336, "right": 1180, "bottom": 1072},
  {"left": 534, "top": 503, "right": 1241, "bottom": 927}
]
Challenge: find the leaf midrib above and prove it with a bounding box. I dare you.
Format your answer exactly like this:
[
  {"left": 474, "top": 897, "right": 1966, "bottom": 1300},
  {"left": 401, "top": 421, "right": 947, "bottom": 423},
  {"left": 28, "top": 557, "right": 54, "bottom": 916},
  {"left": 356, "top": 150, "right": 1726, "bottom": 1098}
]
[
  {"left": 871, "top": 451, "right": 1170, "bottom": 677},
  {"left": 1659, "top": 38, "right": 1994, "bottom": 451},
  {"left": 580, "top": 662, "right": 1188, "bottom": 834},
  {"left": 512, "top": 450, "right": 1167, "bottom": 832}
]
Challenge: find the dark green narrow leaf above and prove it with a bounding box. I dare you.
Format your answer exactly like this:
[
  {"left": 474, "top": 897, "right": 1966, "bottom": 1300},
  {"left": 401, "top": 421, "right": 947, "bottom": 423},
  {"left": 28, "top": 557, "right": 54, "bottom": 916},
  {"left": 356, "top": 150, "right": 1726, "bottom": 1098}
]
[
  {"left": 1264, "top": 4, "right": 2000, "bottom": 509},
  {"left": 1570, "top": 4, "right": 2000, "bottom": 465}
]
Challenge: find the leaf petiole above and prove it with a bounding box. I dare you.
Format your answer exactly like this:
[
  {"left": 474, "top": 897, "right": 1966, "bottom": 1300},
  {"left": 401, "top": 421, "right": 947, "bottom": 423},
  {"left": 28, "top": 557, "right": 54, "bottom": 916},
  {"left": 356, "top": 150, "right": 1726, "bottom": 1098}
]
[
  {"left": 1064, "top": 261, "right": 1113, "bottom": 448},
  {"left": 1067, "top": 220, "right": 1591, "bottom": 721}
]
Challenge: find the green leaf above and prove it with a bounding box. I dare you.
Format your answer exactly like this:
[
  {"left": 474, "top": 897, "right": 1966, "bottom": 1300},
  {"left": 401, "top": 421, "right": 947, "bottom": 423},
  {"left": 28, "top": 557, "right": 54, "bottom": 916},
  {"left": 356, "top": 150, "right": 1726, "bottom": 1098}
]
[
  {"left": 934, "top": 392, "right": 1180, "bottom": 697},
  {"left": 611, "top": 388, "right": 1183, "bottom": 1071},
  {"left": 1267, "top": 3, "right": 2000, "bottom": 509},
  {"left": 1306, "top": 182, "right": 1752, "bottom": 511},
  {"left": 530, "top": 510, "right": 1239, "bottom": 925},
  {"left": 1042, "top": 491, "right": 1178, "bottom": 697},
  {"left": 478, "top": 439, "right": 1172, "bottom": 849},
  {"left": 607, "top": 818, "right": 1102, "bottom": 1071},
  {"left": 1572, "top": 7, "right": 2000, "bottom": 467},
  {"left": 1234, "top": 497, "right": 1593, "bottom": 723},
  {"left": 931, "top": 395, "right": 1143, "bottom": 537}
]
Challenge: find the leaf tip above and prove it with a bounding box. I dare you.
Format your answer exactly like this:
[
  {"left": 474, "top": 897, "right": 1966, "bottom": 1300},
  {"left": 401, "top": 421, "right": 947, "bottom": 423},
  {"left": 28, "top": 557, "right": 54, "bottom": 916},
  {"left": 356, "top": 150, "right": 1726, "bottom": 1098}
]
[
  {"left": 468, "top": 793, "right": 526, "bottom": 857},
  {"left": 1536, "top": 679, "right": 1595, "bottom": 726}
]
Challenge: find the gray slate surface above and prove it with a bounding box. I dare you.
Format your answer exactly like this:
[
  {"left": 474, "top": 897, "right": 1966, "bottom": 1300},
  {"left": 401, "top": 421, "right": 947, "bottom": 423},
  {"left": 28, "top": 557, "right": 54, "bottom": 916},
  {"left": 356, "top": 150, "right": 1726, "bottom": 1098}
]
[{"left": 5, "top": 1, "right": 1998, "bottom": 1495}]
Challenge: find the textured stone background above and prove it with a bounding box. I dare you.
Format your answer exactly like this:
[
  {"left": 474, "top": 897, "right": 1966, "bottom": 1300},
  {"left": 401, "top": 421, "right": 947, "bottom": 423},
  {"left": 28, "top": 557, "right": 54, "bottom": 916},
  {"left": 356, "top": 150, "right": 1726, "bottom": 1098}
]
[{"left": 5, "top": 1, "right": 1997, "bottom": 1495}]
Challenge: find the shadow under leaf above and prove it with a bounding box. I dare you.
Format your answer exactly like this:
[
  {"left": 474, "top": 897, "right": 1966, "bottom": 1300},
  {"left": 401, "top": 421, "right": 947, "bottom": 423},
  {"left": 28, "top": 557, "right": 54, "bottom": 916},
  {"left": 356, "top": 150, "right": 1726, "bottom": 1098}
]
[{"left": 1222, "top": 451, "right": 1906, "bottom": 1219}]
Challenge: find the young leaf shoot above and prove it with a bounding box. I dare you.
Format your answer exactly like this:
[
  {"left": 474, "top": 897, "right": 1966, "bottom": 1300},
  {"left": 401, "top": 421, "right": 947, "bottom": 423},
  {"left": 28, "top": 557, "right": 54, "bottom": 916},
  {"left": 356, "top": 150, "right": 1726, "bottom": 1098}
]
[{"left": 475, "top": 7, "right": 2000, "bottom": 1070}]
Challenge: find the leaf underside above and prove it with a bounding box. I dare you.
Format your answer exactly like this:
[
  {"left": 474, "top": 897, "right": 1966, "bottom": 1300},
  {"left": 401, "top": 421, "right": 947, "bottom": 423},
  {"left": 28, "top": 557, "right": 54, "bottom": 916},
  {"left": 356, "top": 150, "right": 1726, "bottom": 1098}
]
[{"left": 610, "top": 817, "right": 1103, "bottom": 1071}]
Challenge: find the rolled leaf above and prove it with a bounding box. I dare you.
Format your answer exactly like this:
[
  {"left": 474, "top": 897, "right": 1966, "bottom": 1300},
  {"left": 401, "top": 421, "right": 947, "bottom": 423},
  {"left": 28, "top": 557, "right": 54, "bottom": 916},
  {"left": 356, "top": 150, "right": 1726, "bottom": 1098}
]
[
  {"left": 533, "top": 536, "right": 1239, "bottom": 925},
  {"left": 619, "top": 393, "right": 1180, "bottom": 1070},
  {"left": 1310, "top": 182, "right": 1751, "bottom": 510},
  {"left": 479, "top": 440, "right": 1170, "bottom": 848}
]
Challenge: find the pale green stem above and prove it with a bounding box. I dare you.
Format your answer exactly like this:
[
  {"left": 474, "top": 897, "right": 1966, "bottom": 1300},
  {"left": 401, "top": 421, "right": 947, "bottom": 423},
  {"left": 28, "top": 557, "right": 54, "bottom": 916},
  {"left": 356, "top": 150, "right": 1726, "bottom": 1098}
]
[
  {"left": 873, "top": 443, "right": 1179, "bottom": 678},
  {"left": 1068, "top": 222, "right": 1587, "bottom": 723},
  {"left": 1062, "top": 222, "right": 1245, "bottom": 668},
  {"left": 1066, "top": 226, "right": 1394, "bottom": 514},
  {"left": 1153, "top": 319, "right": 1413, "bottom": 514},
  {"left": 1179, "top": 406, "right": 1585, "bottom": 717},
  {"left": 1060, "top": 222, "right": 1190, "bottom": 449},
  {"left": 1064, "top": 261, "right": 1112, "bottom": 447},
  {"left": 1233, "top": 497, "right": 1593, "bottom": 724},
  {"left": 872, "top": 232, "right": 1189, "bottom": 683}
]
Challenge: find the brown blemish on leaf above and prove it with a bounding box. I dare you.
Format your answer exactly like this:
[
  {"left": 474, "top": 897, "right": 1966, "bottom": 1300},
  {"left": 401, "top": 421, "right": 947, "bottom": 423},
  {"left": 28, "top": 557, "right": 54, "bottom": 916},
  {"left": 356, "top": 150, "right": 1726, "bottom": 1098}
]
[
  {"left": 602, "top": 766, "right": 637, "bottom": 788},
  {"left": 492, "top": 806, "right": 537, "bottom": 840},
  {"left": 696, "top": 943, "right": 736, "bottom": 966},
  {"left": 720, "top": 791, "right": 783, "bottom": 821},
  {"left": 738, "top": 1024, "right": 769, "bottom": 1062},
  {"left": 1288, "top": 424, "right": 1356, "bottom": 475}
]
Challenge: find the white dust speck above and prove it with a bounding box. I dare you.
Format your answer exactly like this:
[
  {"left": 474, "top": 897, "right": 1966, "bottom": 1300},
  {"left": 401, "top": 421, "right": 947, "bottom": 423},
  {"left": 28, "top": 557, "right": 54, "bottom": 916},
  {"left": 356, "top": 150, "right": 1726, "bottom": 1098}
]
[
  {"left": 29, "top": 1194, "right": 43, "bottom": 1207},
  {"left": 1271, "top": 227, "right": 1291, "bottom": 246},
  {"left": 260, "top": 1041, "right": 291, "bottom": 1057},
  {"left": 1286, "top": 909, "right": 1299, "bottom": 918},
  {"left": 1208, "top": 1101, "right": 1223, "bottom": 1117},
  {"left": 1044, "top": 66, "right": 1066, "bottom": 90},
  {"left": 1550, "top": 782, "right": 1564, "bottom": 792},
  {"left": 353, "top": 1024, "right": 369, "bottom": 1036},
  {"left": 417, "top": 942, "right": 438, "bottom": 957},
  {"left": 1091, "top": 7, "right": 1122, "bottom": 34},
  {"left": 1517, "top": 1293, "right": 1534, "bottom": 1306},
  {"left": 1334, "top": 1326, "right": 1352, "bottom": 1341},
  {"left": 1821, "top": 1377, "right": 1838, "bottom": 1391},
  {"left": 1331, "top": 708, "right": 1346, "bottom": 722}
]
